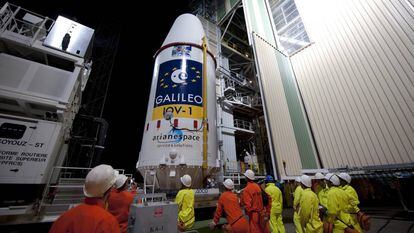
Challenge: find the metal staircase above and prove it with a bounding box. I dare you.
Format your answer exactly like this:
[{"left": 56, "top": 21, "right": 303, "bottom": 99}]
[
  {"left": 39, "top": 167, "right": 88, "bottom": 219},
  {"left": 39, "top": 166, "right": 124, "bottom": 220}
]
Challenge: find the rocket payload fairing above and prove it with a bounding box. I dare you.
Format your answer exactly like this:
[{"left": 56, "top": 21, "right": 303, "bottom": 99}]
[{"left": 137, "top": 14, "right": 218, "bottom": 190}]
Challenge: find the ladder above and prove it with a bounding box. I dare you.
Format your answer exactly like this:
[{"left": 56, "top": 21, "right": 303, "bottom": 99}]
[
  {"left": 227, "top": 172, "right": 241, "bottom": 190},
  {"left": 143, "top": 170, "right": 158, "bottom": 195}
]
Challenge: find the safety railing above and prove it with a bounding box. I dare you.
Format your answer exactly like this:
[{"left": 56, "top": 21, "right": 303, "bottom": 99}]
[
  {"left": 223, "top": 161, "right": 267, "bottom": 175},
  {"left": 223, "top": 161, "right": 240, "bottom": 173},
  {"left": 251, "top": 95, "right": 262, "bottom": 106},
  {"left": 234, "top": 94, "right": 252, "bottom": 106},
  {"left": 224, "top": 40, "right": 252, "bottom": 59},
  {"left": 224, "top": 76, "right": 236, "bottom": 91},
  {"left": 234, "top": 118, "right": 253, "bottom": 131},
  {"left": 0, "top": 2, "right": 55, "bottom": 45},
  {"left": 219, "top": 66, "right": 248, "bottom": 86}
]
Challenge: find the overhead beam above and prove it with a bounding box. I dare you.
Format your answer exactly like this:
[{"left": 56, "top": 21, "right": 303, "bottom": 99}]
[
  {"left": 221, "top": 7, "right": 238, "bottom": 41},
  {"left": 223, "top": 30, "right": 249, "bottom": 47},
  {"left": 218, "top": 0, "right": 242, "bottom": 26},
  {"left": 221, "top": 43, "right": 252, "bottom": 62}
]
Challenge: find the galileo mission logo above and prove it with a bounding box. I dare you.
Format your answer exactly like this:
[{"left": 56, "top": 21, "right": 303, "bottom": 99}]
[{"left": 152, "top": 59, "right": 203, "bottom": 120}]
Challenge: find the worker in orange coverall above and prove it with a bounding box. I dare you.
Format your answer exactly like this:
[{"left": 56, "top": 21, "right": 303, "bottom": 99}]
[
  {"left": 241, "top": 169, "right": 266, "bottom": 233},
  {"left": 210, "top": 179, "right": 250, "bottom": 233},
  {"left": 49, "top": 164, "right": 120, "bottom": 233},
  {"left": 129, "top": 181, "right": 138, "bottom": 195},
  {"left": 108, "top": 174, "right": 135, "bottom": 233}
]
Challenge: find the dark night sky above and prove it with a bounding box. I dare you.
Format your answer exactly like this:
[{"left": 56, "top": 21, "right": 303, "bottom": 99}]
[{"left": 10, "top": 1, "right": 190, "bottom": 175}]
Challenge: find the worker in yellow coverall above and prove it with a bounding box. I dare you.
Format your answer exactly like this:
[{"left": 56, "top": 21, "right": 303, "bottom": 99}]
[
  {"left": 338, "top": 172, "right": 363, "bottom": 232},
  {"left": 313, "top": 173, "right": 328, "bottom": 208},
  {"left": 298, "top": 175, "right": 323, "bottom": 233},
  {"left": 325, "top": 174, "right": 354, "bottom": 233},
  {"left": 294, "top": 176, "right": 304, "bottom": 233},
  {"left": 264, "top": 175, "right": 285, "bottom": 233},
  {"left": 175, "top": 174, "right": 195, "bottom": 231}
]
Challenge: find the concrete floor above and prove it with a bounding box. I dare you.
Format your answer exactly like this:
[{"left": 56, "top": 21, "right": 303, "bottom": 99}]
[
  {"left": 1, "top": 208, "right": 413, "bottom": 232},
  {"left": 194, "top": 218, "right": 414, "bottom": 233},
  {"left": 282, "top": 218, "right": 414, "bottom": 233},
  {"left": 193, "top": 208, "right": 414, "bottom": 233}
]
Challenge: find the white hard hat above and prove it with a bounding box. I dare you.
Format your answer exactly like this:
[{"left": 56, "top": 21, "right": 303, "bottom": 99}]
[
  {"left": 83, "top": 164, "right": 117, "bottom": 198},
  {"left": 300, "top": 175, "right": 312, "bottom": 188},
  {"left": 244, "top": 169, "right": 255, "bottom": 180},
  {"left": 338, "top": 172, "right": 351, "bottom": 183},
  {"left": 180, "top": 174, "right": 192, "bottom": 187},
  {"left": 115, "top": 174, "right": 128, "bottom": 189},
  {"left": 314, "top": 172, "right": 325, "bottom": 180},
  {"left": 325, "top": 173, "right": 334, "bottom": 181},
  {"left": 329, "top": 174, "right": 340, "bottom": 186},
  {"left": 223, "top": 179, "right": 234, "bottom": 190},
  {"left": 295, "top": 176, "right": 301, "bottom": 183}
]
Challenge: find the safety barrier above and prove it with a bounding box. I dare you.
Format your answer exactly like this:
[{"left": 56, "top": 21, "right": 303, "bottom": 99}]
[
  {"left": 0, "top": 2, "right": 55, "bottom": 45},
  {"left": 223, "top": 161, "right": 267, "bottom": 175},
  {"left": 233, "top": 119, "right": 253, "bottom": 131}
]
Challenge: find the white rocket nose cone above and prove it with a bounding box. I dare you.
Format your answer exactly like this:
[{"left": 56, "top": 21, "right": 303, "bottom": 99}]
[{"left": 162, "top": 13, "right": 205, "bottom": 46}]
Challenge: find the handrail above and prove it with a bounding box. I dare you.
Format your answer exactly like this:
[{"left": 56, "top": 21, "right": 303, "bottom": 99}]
[
  {"left": 52, "top": 166, "right": 125, "bottom": 173},
  {"left": 0, "top": 2, "right": 55, "bottom": 44},
  {"left": 223, "top": 161, "right": 267, "bottom": 175},
  {"left": 38, "top": 166, "right": 125, "bottom": 214},
  {"left": 234, "top": 118, "right": 253, "bottom": 131}
]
